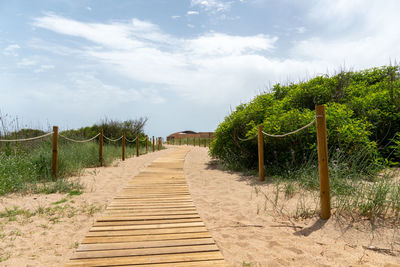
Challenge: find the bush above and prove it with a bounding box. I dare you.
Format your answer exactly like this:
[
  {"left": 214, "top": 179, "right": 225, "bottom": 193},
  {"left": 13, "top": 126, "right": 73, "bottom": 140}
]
[{"left": 210, "top": 66, "right": 400, "bottom": 172}]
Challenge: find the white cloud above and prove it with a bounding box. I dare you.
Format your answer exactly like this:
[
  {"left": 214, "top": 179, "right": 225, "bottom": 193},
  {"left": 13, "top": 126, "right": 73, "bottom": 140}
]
[
  {"left": 296, "top": 27, "right": 306, "bottom": 34},
  {"left": 3, "top": 44, "right": 20, "bottom": 56},
  {"left": 291, "top": 0, "right": 400, "bottom": 69},
  {"left": 17, "top": 72, "right": 165, "bottom": 116},
  {"left": 187, "top": 11, "right": 199, "bottom": 15},
  {"left": 186, "top": 33, "right": 277, "bottom": 56},
  {"left": 31, "top": 10, "right": 400, "bottom": 106},
  {"left": 32, "top": 14, "right": 172, "bottom": 50},
  {"left": 86, "top": 6, "right": 92, "bottom": 11},
  {"left": 171, "top": 15, "right": 180, "bottom": 19},
  {"left": 34, "top": 64, "right": 55, "bottom": 73},
  {"left": 191, "top": 0, "right": 232, "bottom": 13},
  {"left": 32, "top": 14, "right": 283, "bottom": 104},
  {"left": 187, "top": 24, "right": 195, "bottom": 28},
  {"left": 18, "top": 58, "right": 37, "bottom": 67}
]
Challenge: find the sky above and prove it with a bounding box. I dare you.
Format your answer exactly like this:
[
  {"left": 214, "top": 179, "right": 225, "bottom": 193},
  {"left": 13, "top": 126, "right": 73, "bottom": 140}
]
[{"left": 1, "top": 0, "right": 400, "bottom": 138}]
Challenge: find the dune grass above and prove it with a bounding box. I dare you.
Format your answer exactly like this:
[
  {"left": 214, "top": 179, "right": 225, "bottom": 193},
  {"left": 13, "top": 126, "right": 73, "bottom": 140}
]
[
  {"left": 0, "top": 139, "right": 152, "bottom": 195},
  {"left": 251, "top": 149, "right": 400, "bottom": 221}
]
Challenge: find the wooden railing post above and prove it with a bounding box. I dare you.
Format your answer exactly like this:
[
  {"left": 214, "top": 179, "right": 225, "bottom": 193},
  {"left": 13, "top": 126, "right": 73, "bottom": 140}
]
[
  {"left": 316, "top": 105, "right": 331, "bottom": 220},
  {"left": 52, "top": 126, "right": 58, "bottom": 179},
  {"left": 258, "top": 125, "right": 264, "bottom": 181},
  {"left": 136, "top": 134, "right": 139, "bottom": 157},
  {"left": 99, "top": 129, "right": 103, "bottom": 166},
  {"left": 122, "top": 132, "right": 125, "bottom": 161},
  {"left": 152, "top": 136, "right": 155, "bottom": 152},
  {"left": 145, "top": 136, "right": 148, "bottom": 153},
  {"left": 158, "top": 137, "right": 161, "bottom": 150}
]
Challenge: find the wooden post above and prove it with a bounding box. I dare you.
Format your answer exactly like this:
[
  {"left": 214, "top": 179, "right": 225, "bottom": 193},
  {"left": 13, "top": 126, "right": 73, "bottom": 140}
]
[
  {"left": 136, "top": 134, "right": 139, "bottom": 157},
  {"left": 99, "top": 129, "right": 103, "bottom": 166},
  {"left": 316, "top": 105, "right": 331, "bottom": 220},
  {"left": 204, "top": 138, "right": 206, "bottom": 147},
  {"left": 158, "top": 137, "right": 161, "bottom": 150},
  {"left": 145, "top": 136, "right": 148, "bottom": 153},
  {"left": 122, "top": 132, "right": 126, "bottom": 161},
  {"left": 258, "top": 125, "right": 264, "bottom": 181},
  {"left": 51, "top": 126, "right": 58, "bottom": 179},
  {"left": 152, "top": 136, "right": 155, "bottom": 152}
]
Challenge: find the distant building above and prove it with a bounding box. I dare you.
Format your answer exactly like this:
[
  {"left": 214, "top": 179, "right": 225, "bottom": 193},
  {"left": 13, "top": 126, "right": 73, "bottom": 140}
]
[{"left": 166, "top": 130, "right": 214, "bottom": 141}]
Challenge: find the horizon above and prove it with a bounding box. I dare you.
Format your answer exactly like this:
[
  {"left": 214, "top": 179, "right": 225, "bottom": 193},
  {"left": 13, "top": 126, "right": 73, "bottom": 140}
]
[{"left": 1, "top": 0, "right": 400, "bottom": 138}]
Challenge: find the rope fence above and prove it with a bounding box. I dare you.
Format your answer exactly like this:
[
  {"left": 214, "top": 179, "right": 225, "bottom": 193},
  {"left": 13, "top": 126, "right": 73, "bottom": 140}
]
[
  {"left": 237, "top": 134, "right": 257, "bottom": 141},
  {"left": 236, "top": 106, "right": 331, "bottom": 220},
  {"left": 0, "top": 128, "right": 163, "bottom": 182},
  {"left": 59, "top": 133, "right": 100, "bottom": 143},
  {"left": 262, "top": 117, "right": 316, "bottom": 138},
  {"left": 125, "top": 136, "right": 138, "bottom": 143},
  {"left": 236, "top": 116, "right": 316, "bottom": 141},
  {"left": 103, "top": 135, "right": 123, "bottom": 142},
  {"left": 0, "top": 132, "right": 53, "bottom": 142}
]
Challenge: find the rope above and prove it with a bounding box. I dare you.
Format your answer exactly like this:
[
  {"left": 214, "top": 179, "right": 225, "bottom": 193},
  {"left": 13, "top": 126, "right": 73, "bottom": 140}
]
[
  {"left": 103, "top": 135, "right": 123, "bottom": 142},
  {"left": 0, "top": 132, "right": 53, "bottom": 142},
  {"left": 238, "top": 134, "right": 257, "bottom": 141},
  {"left": 125, "top": 136, "right": 138, "bottom": 143},
  {"left": 262, "top": 117, "right": 316, "bottom": 138},
  {"left": 59, "top": 133, "right": 100, "bottom": 143}
]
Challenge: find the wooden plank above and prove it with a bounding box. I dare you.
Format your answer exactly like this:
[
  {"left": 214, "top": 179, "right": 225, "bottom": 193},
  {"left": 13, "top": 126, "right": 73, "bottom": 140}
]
[
  {"left": 115, "top": 196, "right": 192, "bottom": 202},
  {"left": 117, "top": 193, "right": 191, "bottom": 197},
  {"left": 77, "top": 238, "right": 215, "bottom": 251},
  {"left": 105, "top": 209, "right": 197, "bottom": 214},
  {"left": 72, "top": 244, "right": 219, "bottom": 259},
  {"left": 86, "top": 226, "right": 208, "bottom": 237},
  {"left": 109, "top": 260, "right": 227, "bottom": 267},
  {"left": 106, "top": 206, "right": 196, "bottom": 210},
  {"left": 103, "top": 211, "right": 198, "bottom": 216},
  {"left": 66, "top": 147, "right": 226, "bottom": 266},
  {"left": 90, "top": 222, "right": 205, "bottom": 231},
  {"left": 65, "top": 251, "right": 224, "bottom": 266},
  {"left": 93, "top": 218, "right": 202, "bottom": 227},
  {"left": 97, "top": 215, "right": 201, "bottom": 223},
  {"left": 81, "top": 232, "right": 212, "bottom": 244},
  {"left": 107, "top": 205, "right": 196, "bottom": 209}
]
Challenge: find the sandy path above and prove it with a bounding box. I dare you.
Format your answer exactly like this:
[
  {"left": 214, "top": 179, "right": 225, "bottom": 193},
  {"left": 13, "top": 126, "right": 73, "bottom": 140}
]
[
  {"left": 1, "top": 146, "right": 399, "bottom": 266},
  {"left": 184, "top": 147, "right": 400, "bottom": 267},
  {"left": 0, "top": 147, "right": 175, "bottom": 267}
]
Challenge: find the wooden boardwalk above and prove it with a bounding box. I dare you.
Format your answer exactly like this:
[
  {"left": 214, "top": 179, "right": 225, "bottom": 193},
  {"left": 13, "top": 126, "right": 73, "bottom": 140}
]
[{"left": 65, "top": 147, "right": 226, "bottom": 266}]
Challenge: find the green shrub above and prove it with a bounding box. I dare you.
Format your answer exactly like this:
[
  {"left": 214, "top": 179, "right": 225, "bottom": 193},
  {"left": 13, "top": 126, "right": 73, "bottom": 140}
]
[{"left": 210, "top": 66, "right": 400, "bottom": 172}]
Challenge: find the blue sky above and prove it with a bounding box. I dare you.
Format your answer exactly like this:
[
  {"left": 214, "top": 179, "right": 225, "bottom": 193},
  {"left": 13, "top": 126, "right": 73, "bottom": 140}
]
[{"left": 1, "top": 0, "right": 399, "bottom": 138}]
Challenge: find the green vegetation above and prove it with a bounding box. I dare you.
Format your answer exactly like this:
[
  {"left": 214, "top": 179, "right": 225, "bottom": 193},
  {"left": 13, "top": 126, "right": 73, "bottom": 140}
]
[
  {"left": 210, "top": 66, "right": 400, "bottom": 220},
  {"left": 0, "top": 202, "right": 103, "bottom": 223},
  {"left": 0, "top": 118, "right": 155, "bottom": 195}
]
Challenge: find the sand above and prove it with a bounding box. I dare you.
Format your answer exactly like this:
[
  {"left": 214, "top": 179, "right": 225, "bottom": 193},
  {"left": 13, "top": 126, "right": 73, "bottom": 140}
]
[
  {"left": 0, "top": 148, "right": 175, "bottom": 267},
  {"left": 184, "top": 147, "right": 400, "bottom": 267},
  {"left": 1, "top": 145, "right": 399, "bottom": 266}
]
